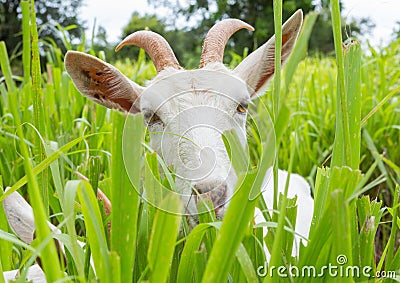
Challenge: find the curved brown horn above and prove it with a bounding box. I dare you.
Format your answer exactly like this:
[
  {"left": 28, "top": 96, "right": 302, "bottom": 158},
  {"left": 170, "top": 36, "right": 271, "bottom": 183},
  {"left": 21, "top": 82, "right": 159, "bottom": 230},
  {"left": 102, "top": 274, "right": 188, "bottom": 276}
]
[
  {"left": 115, "top": 31, "right": 182, "bottom": 72},
  {"left": 200, "top": 19, "right": 254, "bottom": 68}
]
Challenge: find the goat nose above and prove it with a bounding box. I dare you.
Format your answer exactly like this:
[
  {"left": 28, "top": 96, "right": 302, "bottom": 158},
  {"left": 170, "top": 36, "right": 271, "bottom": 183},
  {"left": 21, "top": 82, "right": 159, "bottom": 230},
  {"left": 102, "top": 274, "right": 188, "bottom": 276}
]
[{"left": 193, "top": 181, "right": 227, "bottom": 212}]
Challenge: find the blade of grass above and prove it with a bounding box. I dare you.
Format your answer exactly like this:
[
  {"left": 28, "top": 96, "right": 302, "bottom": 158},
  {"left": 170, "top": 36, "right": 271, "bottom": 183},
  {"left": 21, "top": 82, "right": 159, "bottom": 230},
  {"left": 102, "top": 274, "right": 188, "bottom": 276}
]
[
  {"left": 77, "top": 180, "right": 111, "bottom": 282},
  {"left": 0, "top": 230, "right": 35, "bottom": 251},
  {"left": 265, "top": 130, "right": 296, "bottom": 281},
  {"left": 21, "top": 0, "right": 30, "bottom": 86},
  {"left": 284, "top": 11, "right": 318, "bottom": 89},
  {"left": 8, "top": 91, "right": 63, "bottom": 281},
  {"left": 361, "top": 85, "right": 400, "bottom": 127},
  {"left": 0, "top": 180, "right": 12, "bottom": 272},
  {"left": 200, "top": 173, "right": 258, "bottom": 283},
  {"left": 177, "top": 223, "right": 214, "bottom": 283},
  {"left": 344, "top": 42, "right": 362, "bottom": 169},
  {"left": 110, "top": 251, "right": 121, "bottom": 283},
  {"left": 202, "top": 173, "right": 256, "bottom": 282},
  {"left": 0, "top": 132, "right": 106, "bottom": 202},
  {"left": 236, "top": 243, "right": 259, "bottom": 282},
  {"left": 201, "top": 127, "right": 275, "bottom": 282},
  {"left": 385, "top": 186, "right": 400, "bottom": 270},
  {"left": 356, "top": 196, "right": 383, "bottom": 271},
  {"left": 63, "top": 180, "right": 85, "bottom": 279},
  {"left": 330, "top": 0, "right": 351, "bottom": 167},
  {"left": 271, "top": 0, "right": 283, "bottom": 235},
  {"left": 272, "top": 0, "right": 282, "bottom": 121},
  {"left": 0, "top": 42, "right": 17, "bottom": 93},
  {"left": 222, "top": 130, "right": 250, "bottom": 174},
  {"left": 111, "top": 111, "right": 144, "bottom": 283},
  {"left": 144, "top": 152, "right": 163, "bottom": 213},
  {"left": 330, "top": 189, "right": 353, "bottom": 283},
  {"left": 148, "top": 194, "right": 183, "bottom": 283},
  {"left": 178, "top": 221, "right": 258, "bottom": 283},
  {"left": 363, "top": 129, "right": 395, "bottom": 193},
  {"left": 0, "top": 253, "right": 4, "bottom": 283},
  {"left": 31, "top": 0, "right": 49, "bottom": 215}
]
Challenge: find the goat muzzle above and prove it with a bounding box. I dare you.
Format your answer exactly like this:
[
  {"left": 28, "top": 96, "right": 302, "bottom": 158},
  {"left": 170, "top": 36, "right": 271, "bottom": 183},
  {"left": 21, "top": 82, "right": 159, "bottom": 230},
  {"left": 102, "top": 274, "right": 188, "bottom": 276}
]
[{"left": 193, "top": 181, "right": 228, "bottom": 216}]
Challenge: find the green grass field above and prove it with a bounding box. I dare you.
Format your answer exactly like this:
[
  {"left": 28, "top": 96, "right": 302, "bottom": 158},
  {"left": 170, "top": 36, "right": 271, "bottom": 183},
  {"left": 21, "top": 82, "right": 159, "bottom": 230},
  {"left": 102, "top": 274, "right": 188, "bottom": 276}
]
[{"left": 0, "top": 0, "right": 399, "bottom": 282}]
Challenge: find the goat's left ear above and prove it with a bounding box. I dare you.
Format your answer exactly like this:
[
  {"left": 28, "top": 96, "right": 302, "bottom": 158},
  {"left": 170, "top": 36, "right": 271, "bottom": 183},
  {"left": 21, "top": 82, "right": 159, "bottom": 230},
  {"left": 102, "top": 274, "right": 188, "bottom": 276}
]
[
  {"left": 233, "top": 9, "right": 303, "bottom": 98},
  {"left": 65, "top": 51, "right": 143, "bottom": 113}
]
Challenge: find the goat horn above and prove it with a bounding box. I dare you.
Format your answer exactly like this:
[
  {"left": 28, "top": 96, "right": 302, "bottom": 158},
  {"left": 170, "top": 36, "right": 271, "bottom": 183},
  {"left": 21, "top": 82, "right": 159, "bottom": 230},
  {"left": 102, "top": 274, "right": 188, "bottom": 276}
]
[
  {"left": 200, "top": 19, "right": 254, "bottom": 68},
  {"left": 115, "top": 31, "right": 182, "bottom": 72}
]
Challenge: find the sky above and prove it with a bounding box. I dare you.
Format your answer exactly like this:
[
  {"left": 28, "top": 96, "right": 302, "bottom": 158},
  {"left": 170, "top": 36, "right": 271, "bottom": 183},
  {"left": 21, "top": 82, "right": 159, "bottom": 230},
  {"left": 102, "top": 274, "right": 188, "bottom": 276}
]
[{"left": 79, "top": 0, "right": 400, "bottom": 48}]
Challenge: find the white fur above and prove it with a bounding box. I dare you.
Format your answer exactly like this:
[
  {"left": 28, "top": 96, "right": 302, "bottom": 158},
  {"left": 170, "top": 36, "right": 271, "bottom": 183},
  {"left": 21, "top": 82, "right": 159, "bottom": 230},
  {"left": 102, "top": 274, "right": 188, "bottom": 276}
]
[
  {"left": 255, "top": 169, "right": 314, "bottom": 257},
  {"left": 139, "top": 64, "right": 314, "bottom": 253},
  {"left": 3, "top": 264, "right": 46, "bottom": 283}
]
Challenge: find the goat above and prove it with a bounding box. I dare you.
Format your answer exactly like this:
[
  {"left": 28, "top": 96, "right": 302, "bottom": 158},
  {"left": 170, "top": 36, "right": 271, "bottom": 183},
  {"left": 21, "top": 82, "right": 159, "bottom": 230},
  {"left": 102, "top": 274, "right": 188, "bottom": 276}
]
[
  {"left": 64, "top": 9, "right": 313, "bottom": 224},
  {"left": 2, "top": 10, "right": 313, "bottom": 282}
]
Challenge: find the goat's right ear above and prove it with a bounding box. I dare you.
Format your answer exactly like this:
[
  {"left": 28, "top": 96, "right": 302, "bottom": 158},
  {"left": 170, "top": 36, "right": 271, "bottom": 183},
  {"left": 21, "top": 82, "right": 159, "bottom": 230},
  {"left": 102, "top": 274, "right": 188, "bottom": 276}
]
[{"left": 64, "top": 51, "right": 143, "bottom": 113}]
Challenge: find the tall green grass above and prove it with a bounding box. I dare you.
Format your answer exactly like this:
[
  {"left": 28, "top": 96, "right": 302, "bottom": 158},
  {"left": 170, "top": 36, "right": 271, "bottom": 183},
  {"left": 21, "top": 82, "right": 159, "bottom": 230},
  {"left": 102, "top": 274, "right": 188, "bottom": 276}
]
[{"left": 0, "top": 0, "right": 399, "bottom": 282}]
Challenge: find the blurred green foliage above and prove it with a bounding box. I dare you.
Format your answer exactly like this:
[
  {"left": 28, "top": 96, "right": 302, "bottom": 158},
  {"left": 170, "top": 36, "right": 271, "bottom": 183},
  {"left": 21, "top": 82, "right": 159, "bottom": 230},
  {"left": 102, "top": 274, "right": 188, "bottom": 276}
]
[
  {"left": 0, "top": 0, "right": 83, "bottom": 75},
  {"left": 142, "top": 0, "right": 374, "bottom": 66},
  {"left": 0, "top": 1, "right": 82, "bottom": 49},
  {"left": 0, "top": 0, "right": 376, "bottom": 71}
]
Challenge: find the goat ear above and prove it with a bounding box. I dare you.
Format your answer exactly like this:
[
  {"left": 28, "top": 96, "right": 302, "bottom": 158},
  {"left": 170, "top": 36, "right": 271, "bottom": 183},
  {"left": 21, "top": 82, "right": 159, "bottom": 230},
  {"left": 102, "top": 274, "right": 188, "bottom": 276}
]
[
  {"left": 64, "top": 51, "right": 143, "bottom": 113},
  {"left": 233, "top": 10, "right": 303, "bottom": 98}
]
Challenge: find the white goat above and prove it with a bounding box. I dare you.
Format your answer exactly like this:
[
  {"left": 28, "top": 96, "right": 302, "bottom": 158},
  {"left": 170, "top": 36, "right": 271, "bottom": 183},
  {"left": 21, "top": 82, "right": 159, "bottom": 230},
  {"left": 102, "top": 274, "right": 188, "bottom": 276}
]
[
  {"left": 64, "top": 8, "right": 313, "bottom": 251},
  {"left": 65, "top": 9, "right": 313, "bottom": 222},
  {"left": 2, "top": 10, "right": 313, "bottom": 282}
]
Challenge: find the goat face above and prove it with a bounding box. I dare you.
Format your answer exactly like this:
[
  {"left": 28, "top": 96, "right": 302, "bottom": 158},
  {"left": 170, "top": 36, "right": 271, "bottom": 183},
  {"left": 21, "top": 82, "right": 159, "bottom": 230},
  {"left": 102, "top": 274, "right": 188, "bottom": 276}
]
[
  {"left": 65, "top": 10, "right": 303, "bottom": 220},
  {"left": 140, "top": 67, "right": 249, "bottom": 218}
]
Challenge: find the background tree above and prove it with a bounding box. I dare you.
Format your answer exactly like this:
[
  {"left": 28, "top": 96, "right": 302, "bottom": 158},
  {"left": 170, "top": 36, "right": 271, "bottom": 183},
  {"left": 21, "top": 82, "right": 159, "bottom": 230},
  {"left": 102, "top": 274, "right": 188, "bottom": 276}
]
[
  {"left": 90, "top": 24, "right": 112, "bottom": 58},
  {"left": 0, "top": 0, "right": 83, "bottom": 70},
  {"left": 115, "top": 12, "right": 167, "bottom": 61},
  {"left": 117, "top": 12, "right": 202, "bottom": 67},
  {"left": 146, "top": 0, "right": 315, "bottom": 67},
  {"left": 146, "top": 0, "right": 374, "bottom": 64},
  {"left": 310, "top": 0, "right": 375, "bottom": 54},
  {"left": 392, "top": 21, "right": 400, "bottom": 41}
]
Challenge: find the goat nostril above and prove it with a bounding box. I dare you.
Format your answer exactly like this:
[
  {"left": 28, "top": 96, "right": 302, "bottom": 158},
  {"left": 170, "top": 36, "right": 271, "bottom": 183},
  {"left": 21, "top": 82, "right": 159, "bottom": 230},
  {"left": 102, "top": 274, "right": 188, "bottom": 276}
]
[{"left": 193, "top": 181, "right": 228, "bottom": 211}]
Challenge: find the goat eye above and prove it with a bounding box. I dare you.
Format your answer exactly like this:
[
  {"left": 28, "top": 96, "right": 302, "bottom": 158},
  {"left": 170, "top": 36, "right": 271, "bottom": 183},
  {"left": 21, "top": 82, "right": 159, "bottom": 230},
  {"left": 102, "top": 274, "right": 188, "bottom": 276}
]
[
  {"left": 236, "top": 103, "right": 248, "bottom": 114},
  {"left": 144, "top": 112, "right": 162, "bottom": 125}
]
